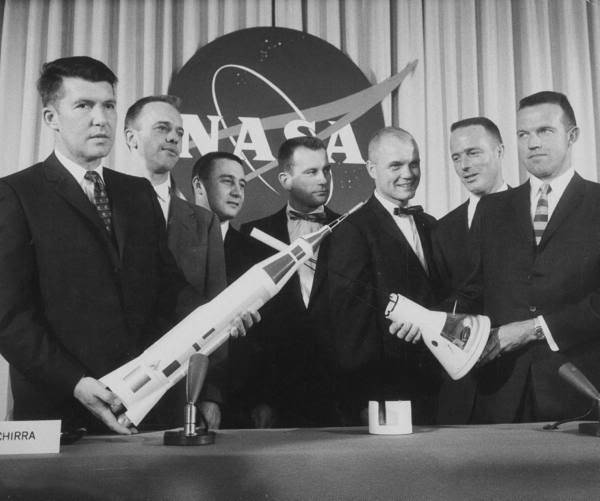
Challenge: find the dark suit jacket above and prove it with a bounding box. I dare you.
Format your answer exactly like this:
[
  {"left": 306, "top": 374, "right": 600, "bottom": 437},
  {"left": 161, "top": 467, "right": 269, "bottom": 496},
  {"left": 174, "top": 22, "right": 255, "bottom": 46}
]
[
  {"left": 223, "top": 225, "right": 263, "bottom": 285},
  {"left": 432, "top": 201, "right": 471, "bottom": 297},
  {"left": 167, "top": 194, "right": 226, "bottom": 302},
  {"left": 327, "top": 195, "right": 442, "bottom": 424},
  {"left": 0, "top": 154, "right": 193, "bottom": 429},
  {"left": 239, "top": 206, "right": 340, "bottom": 427},
  {"left": 455, "top": 173, "right": 600, "bottom": 422}
]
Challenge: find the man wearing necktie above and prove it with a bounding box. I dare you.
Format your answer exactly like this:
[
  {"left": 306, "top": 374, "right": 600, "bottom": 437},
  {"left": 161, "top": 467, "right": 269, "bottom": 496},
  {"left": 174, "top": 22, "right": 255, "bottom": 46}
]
[
  {"left": 240, "top": 136, "right": 340, "bottom": 428},
  {"left": 428, "top": 91, "right": 600, "bottom": 423},
  {"left": 432, "top": 116, "right": 508, "bottom": 424},
  {"left": 124, "top": 96, "right": 229, "bottom": 429},
  {"left": 328, "top": 127, "right": 442, "bottom": 425},
  {"left": 0, "top": 57, "right": 204, "bottom": 434}
]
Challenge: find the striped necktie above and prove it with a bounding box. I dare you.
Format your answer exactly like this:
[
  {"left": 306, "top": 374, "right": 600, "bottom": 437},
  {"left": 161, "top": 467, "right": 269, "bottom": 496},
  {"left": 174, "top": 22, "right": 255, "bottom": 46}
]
[
  {"left": 84, "top": 171, "right": 113, "bottom": 234},
  {"left": 533, "top": 183, "right": 551, "bottom": 245}
]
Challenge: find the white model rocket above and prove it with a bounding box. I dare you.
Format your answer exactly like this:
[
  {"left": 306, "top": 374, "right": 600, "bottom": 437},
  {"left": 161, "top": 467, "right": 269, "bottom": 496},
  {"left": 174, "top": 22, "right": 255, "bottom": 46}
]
[{"left": 101, "top": 203, "right": 363, "bottom": 426}]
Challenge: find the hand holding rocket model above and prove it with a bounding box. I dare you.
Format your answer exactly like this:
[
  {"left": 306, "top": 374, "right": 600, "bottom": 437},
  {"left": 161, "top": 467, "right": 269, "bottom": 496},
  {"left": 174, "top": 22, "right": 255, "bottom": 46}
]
[{"left": 99, "top": 203, "right": 364, "bottom": 430}]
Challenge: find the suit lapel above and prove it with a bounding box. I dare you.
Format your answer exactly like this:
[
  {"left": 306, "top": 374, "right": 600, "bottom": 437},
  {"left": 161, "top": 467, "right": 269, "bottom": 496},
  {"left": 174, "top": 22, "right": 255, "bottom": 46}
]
[
  {"left": 368, "top": 196, "right": 429, "bottom": 276},
  {"left": 45, "top": 155, "right": 120, "bottom": 266},
  {"left": 511, "top": 182, "right": 535, "bottom": 248},
  {"left": 308, "top": 207, "right": 338, "bottom": 307},
  {"left": 539, "top": 173, "right": 585, "bottom": 249}
]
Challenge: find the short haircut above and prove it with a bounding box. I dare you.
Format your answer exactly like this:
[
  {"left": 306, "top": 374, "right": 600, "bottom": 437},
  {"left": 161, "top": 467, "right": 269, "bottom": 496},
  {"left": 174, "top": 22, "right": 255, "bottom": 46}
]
[
  {"left": 367, "top": 126, "right": 417, "bottom": 161},
  {"left": 37, "top": 56, "right": 117, "bottom": 106},
  {"left": 124, "top": 95, "right": 182, "bottom": 130},
  {"left": 192, "top": 151, "right": 245, "bottom": 183},
  {"left": 277, "top": 136, "right": 326, "bottom": 172},
  {"left": 451, "top": 116, "right": 503, "bottom": 144},
  {"left": 519, "top": 91, "right": 577, "bottom": 128}
]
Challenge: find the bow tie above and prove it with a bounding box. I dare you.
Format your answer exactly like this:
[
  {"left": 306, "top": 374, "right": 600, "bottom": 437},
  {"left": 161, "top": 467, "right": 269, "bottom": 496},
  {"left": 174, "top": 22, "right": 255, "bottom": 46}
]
[
  {"left": 288, "top": 209, "right": 328, "bottom": 223},
  {"left": 393, "top": 205, "right": 423, "bottom": 216}
]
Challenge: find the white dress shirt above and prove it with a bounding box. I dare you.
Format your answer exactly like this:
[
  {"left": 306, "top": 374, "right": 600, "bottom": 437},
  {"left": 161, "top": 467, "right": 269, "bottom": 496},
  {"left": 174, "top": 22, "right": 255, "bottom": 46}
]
[
  {"left": 374, "top": 190, "right": 428, "bottom": 273},
  {"left": 221, "top": 220, "right": 230, "bottom": 240},
  {"left": 153, "top": 177, "right": 171, "bottom": 224},
  {"left": 286, "top": 203, "right": 325, "bottom": 308}
]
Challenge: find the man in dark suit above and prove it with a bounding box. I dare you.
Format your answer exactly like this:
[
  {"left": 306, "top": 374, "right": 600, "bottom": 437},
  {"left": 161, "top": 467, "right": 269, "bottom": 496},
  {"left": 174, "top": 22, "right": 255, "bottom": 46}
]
[
  {"left": 192, "top": 151, "right": 265, "bottom": 428},
  {"left": 432, "top": 117, "right": 508, "bottom": 298},
  {"left": 0, "top": 57, "right": 191, "bottom": 434},
  {"left": 328, "top": 127, "right": 442, "bottom": 425},
  {"left": 0, "top": 57, "right": 255, "bottom": 434},
  {"left": 432, "top": 117, "right": 508, "bottom": 424},
  {"left": 240, "top": 136, "right": 340, "bottom": 428},
  {"left": 434, "top": 91, "right": 600, "bottom": 423},
  {"left": 124, "top": 96, "right": 227, "bottom": 429}
]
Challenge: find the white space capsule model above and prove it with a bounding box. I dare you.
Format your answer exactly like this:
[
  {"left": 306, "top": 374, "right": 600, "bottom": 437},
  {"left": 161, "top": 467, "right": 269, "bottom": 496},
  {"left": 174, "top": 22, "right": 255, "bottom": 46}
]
[{"left": 101, "top": 203, "right": 362, "bottom": 426}]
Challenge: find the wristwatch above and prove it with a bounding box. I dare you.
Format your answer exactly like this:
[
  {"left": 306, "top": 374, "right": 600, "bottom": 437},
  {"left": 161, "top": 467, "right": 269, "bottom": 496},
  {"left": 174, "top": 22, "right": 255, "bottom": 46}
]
[{"left": 533, "top": 316, "right": 544, "bottom": 340}]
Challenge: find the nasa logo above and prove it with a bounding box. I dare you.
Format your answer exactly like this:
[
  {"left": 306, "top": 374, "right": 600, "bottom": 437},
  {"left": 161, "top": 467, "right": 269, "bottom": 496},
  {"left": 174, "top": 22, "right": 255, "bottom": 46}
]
[{"left": 169, "top": 27, "right": 416, "bottom": 220}]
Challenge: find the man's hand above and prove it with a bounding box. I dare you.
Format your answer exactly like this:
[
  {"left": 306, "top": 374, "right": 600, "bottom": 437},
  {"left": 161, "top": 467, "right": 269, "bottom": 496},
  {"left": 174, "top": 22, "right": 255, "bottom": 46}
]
[
  {"left": 388, "top": 321, "right": 422, "bottom": 344},
  {"left": 251, "top": 403, "right": 276, "bottom": 428},
  {"left": 229, "top": 309, "right": 261, "bottom": 338},
  {"left": 198, "top": 401, "right": 221, "bottom": 429},
  {"left": 479, "top": 319, "right": 537, "bottom": 365},
  {"left": 73, "top": 377, "right": 136, "bottom": 435}
]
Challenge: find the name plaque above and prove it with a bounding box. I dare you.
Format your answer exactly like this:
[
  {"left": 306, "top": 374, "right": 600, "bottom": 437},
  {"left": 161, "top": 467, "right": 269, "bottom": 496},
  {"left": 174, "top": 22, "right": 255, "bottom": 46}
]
[{"left": 0, "top": 420, "right": 61, "bottom": 454}]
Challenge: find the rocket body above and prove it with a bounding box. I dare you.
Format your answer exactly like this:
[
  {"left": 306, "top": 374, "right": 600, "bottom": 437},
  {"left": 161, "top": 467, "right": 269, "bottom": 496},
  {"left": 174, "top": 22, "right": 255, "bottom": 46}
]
[{"left": 100, "top": 225, "right": 332, "bottom": 425}]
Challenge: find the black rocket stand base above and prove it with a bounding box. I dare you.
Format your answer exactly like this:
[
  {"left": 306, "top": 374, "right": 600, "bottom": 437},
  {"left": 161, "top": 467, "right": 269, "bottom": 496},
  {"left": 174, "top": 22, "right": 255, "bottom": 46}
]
[
  {"left": 164, "top": 353, "right": 216, "bottom": 446},
  {"left": 163, "top": 426, "right": 215, "bottom": 445}
]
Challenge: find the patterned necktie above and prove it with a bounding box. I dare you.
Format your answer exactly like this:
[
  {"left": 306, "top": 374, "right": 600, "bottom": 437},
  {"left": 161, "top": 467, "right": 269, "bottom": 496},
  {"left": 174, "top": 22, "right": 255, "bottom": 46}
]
[
  {"left": 393, "top": 205, "right": 424, "bottom": 216},
  {"left": 84, "top": 171, "right": 113, "bottom": 234},
  {"left": 533, "top": 183, "right": 551, "bottom": 245},
  {"left": 288, "top": 209, "right": 327, "bottom": 223}
]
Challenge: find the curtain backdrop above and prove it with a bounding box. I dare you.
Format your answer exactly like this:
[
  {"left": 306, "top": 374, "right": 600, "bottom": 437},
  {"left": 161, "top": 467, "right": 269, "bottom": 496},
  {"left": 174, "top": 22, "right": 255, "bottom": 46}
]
[{"left": 0, "top": 0, "right": 598, "bottom": 419}]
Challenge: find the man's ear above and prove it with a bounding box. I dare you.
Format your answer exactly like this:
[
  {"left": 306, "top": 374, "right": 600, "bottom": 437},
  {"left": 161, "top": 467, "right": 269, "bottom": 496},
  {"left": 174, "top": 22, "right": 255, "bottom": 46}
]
[
  {"left": 192, "top": 176, "right": 210, "bottom": 208},
  {"left": 568, "top": 126, "right": 580, "bottom": 146},
  {"left": 365, "top": 160, "right": 377, "bottom": 181},
  {"left": 278, "top": 170, "right": 291, "bottom": 191},
  {"left": 124, "top": 128, "right": 138, "bottom": 151},
  {"left": 496, "top": 143, "right": 505, "bottom": 159},
  {"left": 42, "top": 106, "right": 59, "bottom": 132}
]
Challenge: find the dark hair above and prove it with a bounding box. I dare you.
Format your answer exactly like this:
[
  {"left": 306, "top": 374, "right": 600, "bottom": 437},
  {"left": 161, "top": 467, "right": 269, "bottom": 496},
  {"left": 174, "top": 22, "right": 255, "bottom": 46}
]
[
  {"left": 451, "top": 116, "right": 503, "bottom": 144},
  {"left": 191, "top": 151, "right": 245, "bottom": 184},
  {"left": 277, "top": 136, "right": 326, "bottom": 172},
  {"left": 519, "top": 91, "right": 577, "bottom": 128},
  {"left": 37, "top": 56, "right": 117, "bottom": 106},
  {"left": 124, "top": 95, "right": 182, "bottom": 130}
]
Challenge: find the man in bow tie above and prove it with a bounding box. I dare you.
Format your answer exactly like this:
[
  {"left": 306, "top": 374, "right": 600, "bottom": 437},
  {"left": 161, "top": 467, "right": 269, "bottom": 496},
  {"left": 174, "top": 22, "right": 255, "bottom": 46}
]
[
  {"left": 239, "top": 136, "right": 340, "bottom": 428},
  {"left": 328, "top": 126, "right": 442, "bottom": 425}
]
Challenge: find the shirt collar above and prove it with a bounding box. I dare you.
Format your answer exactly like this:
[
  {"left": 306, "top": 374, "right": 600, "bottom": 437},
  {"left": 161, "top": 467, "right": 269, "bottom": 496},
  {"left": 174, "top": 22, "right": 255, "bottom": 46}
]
[
  {"left": 55, "top": 149, "right": 104, "bottom": 184},
  {"left": 529, "top": 167, "right": 574, "bottom": 199},
  {"left": 221, "top": 220, "right": 230, "bottom": 240},
  {"left": 374, "top": 190, "right": 415, "bottom": 218},
  {"left": 153, "top": 176, "right": 172, "bottom": 203},
  {"left": 468, "top": 182, "right": 508, "bottom": 206}
]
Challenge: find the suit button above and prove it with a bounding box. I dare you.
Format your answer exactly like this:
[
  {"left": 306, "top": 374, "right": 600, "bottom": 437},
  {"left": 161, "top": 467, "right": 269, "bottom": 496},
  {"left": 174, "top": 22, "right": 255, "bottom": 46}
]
[{"left": 529, "top": 305, "right": 537, "bottom": 313}]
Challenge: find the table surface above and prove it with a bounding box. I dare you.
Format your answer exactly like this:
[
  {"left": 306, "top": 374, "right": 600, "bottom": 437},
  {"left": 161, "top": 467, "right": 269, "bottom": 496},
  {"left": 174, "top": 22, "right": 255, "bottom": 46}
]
[{"left": 1, "top": 423, "right": 600, "bottom": 500}]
